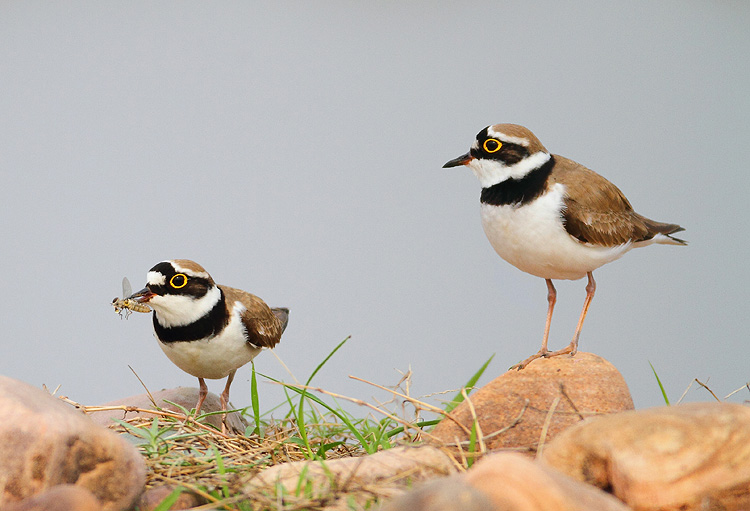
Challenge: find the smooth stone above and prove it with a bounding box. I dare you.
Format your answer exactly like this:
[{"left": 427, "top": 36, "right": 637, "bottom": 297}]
[
  {"left": 0, "top": 376, "right": 145, "bottom": 511},
  {"left": 542, "top": 402, "right": 750, "bottom": 510},
  {"left": 431, "top": 352, "right": 634, "bottom": 453}
]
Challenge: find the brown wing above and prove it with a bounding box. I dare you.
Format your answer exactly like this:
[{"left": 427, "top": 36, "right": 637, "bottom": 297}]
[
  {"left": 550, "top": 155, "right": 684, "bottom": 246},
  {"left": 220, "top": 285, "right": 286, "bottom": 349}
]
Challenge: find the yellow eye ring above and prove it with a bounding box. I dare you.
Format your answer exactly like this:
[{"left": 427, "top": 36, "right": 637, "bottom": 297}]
[
  {"left": 170, "top": 274, "right": 188, "bottom": 289},
  {"left": 483, "top": 139, "right": 502, "bottom": 153}
]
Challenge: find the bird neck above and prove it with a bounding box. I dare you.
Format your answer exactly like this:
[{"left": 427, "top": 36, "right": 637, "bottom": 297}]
[{"left": 480, "top": 155, "right": 555, "bottom": 207}]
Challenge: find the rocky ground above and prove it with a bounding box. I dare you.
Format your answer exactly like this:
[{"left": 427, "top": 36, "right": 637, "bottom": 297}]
[{"left": 2, "top": 353, "right": 750, "bottom": 510}]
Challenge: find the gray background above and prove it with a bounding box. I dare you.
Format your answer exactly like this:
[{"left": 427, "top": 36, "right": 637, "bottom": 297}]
[{"left": 1, "top": 2, "right": 748, "bottom": 413}]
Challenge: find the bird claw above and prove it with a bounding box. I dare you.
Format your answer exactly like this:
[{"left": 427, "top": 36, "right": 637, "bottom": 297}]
[{"left": 510, "top": 345, "right": 576, "bottom": 370}]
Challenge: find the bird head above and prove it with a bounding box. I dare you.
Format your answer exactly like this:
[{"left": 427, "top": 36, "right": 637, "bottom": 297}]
[
  {"left": 443, "top": 124, "right": 551, "bottom": 188},
  {"left": 129, "top": 259, "right": 221, "bottom": 328}
]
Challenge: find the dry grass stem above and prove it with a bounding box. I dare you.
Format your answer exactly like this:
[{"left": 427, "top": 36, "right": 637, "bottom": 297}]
[
  {"left": 281, "top": 382, "right": 446, "bottom": 443},
  {"left": 536, "top": 395, "right": 561, "bottom": 459},
  {"left": 695, "top": 378, "right": 721, "bottom": 402},
  {"left": 349, "top": 375, "right": 473, "bottom": 437}
]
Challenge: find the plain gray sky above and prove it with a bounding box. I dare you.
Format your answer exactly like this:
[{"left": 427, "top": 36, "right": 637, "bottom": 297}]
[{"left": 1, "top": 2, "right": 748, "bottom": 413}]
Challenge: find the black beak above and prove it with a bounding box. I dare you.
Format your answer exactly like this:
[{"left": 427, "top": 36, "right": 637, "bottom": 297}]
[
  {"left": 442, "top": 152, "right": 474, "bottom": 168},
  {"left": 128, "top": 287, "right": 156, "bottom": 302}
]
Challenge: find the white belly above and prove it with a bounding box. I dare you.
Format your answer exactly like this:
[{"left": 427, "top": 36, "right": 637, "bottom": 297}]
[
  {"left": 158, "top": 309, "right": 261, "bottom": 379},
  {"left": 480, "top": 184, "right": 632, "bottom": 280}
]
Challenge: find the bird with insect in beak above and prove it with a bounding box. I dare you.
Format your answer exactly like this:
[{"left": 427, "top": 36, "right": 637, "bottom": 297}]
[
  {"left": 128, "top": 259, "right": 289, "bottom": 433},
  {"left": 443, "top": 124, "right": 686, "bottom": 369}
]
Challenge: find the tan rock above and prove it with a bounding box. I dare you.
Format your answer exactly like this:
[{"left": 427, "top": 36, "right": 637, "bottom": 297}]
[
  {"left": 542, "top": 402, "right": 750, "bottom": 511},
  {"left": 242, "top": 445, "right": 457, "bottom": 509},
  {"left": 465, "top": 453, "right": 629, "bottom": 510},
  {"left": 2, "top": 485, "right": 100, "bottom": 511},
  {"left": 379, "top": 453, "right": 629, "bottom": 511},
  {"left": 0, "top": 376, "right": 146, "bottom": 511},
  {"left": 136, "top": 485, "right": 203, "bottom": 510},
  {"left": 87, "top": 386, "right": 247, "bottom": 434},
  {"left": 431, "top": 352, "right": 633, "bottom": 453},
  {"left": 378, "top": 477, "right": 495, "bottom": 511}
]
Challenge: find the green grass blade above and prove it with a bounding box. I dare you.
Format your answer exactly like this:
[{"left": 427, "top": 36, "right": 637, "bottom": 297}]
[
  {"left": 296, "top": 336, "right": 351, "bottom": 458},
  {"left": 385, "top": 419, "right": 441, "bottom": 438},
  {"left": 305, "top": 336, "right": 351, "bottom": 387},
  {"left": 444, "top": 353, "right": 495, "bottom": 414},
  {"left": 467, "top": 421, "right": 478, "bottom": 468},
  {"left": 150, "top": 487, "right": 184, "bottom": 511},
  {"left": 250, "top": 361, "right": 262, "bottom": 437},
  {"left": 261, "top": 373, "right": 372, "bottom": 452},
  {"left": 649, "top": 361, "right": 670, "bottom": 405}
]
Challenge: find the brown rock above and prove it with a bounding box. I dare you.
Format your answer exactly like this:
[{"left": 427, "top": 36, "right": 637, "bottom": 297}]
[
  {"left": 542, "top": 402, "right": 750, "bottom": 511},
  {"left": 379, "top": 453, "right": 629, "bottom": 511},
  {"left": 2, "top": 485, "right": 100, "bottom": 511},
  {"left": 87, "top": 386, "right": 248, "bottom": 434},
  {"left": 0, "top": 376, "right": 146, "bottom": 511},
  {"left": 136, "top": 485, "right": 203, "bottom": 510},
  {"left": 431, "top": 352, "right": 633, "bottom": 453}
]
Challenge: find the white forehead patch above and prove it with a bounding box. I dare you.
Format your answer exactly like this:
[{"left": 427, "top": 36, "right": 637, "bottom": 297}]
[
  {"left": 487, "top": 126, "right": 530, "bottom": 147},
  {"left": 147, "top": 271, "right": 166, "bottom": 286},
  {"left": 170, "top": 261, "right": 211, "bottom": 280}
]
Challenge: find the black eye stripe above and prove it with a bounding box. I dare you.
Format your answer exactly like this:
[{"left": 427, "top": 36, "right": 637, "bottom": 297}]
[{"left": 146, "top": 263, "right": 211, "bottom": 297}]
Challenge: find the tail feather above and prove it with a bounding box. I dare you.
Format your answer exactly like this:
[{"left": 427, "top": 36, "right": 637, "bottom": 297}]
[
  {"left": 272, "top": 307, "right": 290, "bottom": 333},
  {"left": 639, "top": 215, "right": 687, "bottom": 245}
]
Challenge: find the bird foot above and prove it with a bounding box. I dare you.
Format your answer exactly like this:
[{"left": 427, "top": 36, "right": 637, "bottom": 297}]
[
  {"left": 510, "top": 350, "right": 549, "bottom": 370},
  {"left": 510, "top": 345, "right": 576, "bottom": 371}
]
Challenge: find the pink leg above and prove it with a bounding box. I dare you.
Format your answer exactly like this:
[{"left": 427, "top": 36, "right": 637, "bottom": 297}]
[
  {"left": 540, "top": 279, "right": 556, "bottom": 353},
  {"left": 194, "top": 377, "right": 208, "bottom": 415},
  {"left": 219, "top": 370, "right": 236, "bottom": 434},
  {"left": 568, "top": 271, "right": 596, "bottom": 356},
  {"left": 511, "top": 279, "right": 557, "bottom": 370}
]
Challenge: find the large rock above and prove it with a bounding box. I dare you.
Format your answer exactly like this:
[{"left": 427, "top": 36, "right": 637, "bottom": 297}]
[
  {"left": 464, "top": 453, "right": 629, "bottom": 510},
  {"left": 542, "top": 402, "right": 750, "bottom": 511},
  {"left": 380, "top": 453, "right": 629, "bottom": 511},
  {"left": 0, "top": 376, "right": 146, "bottom": 511},
  {"left": 431, "top": 352, "right": 633, "bottom": 453},
  {"left": 87, "top": 386, "right": 248, "bottom": 434},
  {"left": 2, "top": 485, "right": 100, "bottom": 511},
  {"left": 242, "top": 445, "right": 456, "bottom": 510},
  {"left": 379, "top": 477, "right": 495, "bottom": 511}
]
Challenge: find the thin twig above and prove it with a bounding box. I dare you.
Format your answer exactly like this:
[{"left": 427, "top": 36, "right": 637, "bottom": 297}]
[
  {"left": 461, "top": 387, "right": 486, "bottom": 456},
  {"left": 724, "top": 382, "right": 750, "bottom": 400},
  {"left": 675, "top": 379, "right": 695, "bottom": 405},
  {"left": 348, "top": 374, "right": 472, "bottom": 436},
  {"left": 71, "top": 402, "right": 232, "bottom": 439},
  {"left": 558, "top": 383, "right": 584, "bottom": 421},
  {"left": 279, "top": 382, "right": 446, "bottom": 443},
  {"left": 128, "top": 365, "right": 158, "bottom": 408},
  {"left": 536, "top": 396, "right": 561, "bottom": 459},
  {"left": 695, "top": 379, "right": 721, "bottom": 402},
  {"left": 444, "top": 399, "right": 528, "bottom": 447}
]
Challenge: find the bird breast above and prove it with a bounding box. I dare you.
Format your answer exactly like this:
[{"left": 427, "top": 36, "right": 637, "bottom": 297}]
[
  {"left": 157, "top": 302, "right": 261, "bottom": 379},
  {"left": 479, "top": 183, "right": 632, "bottom": 280}
]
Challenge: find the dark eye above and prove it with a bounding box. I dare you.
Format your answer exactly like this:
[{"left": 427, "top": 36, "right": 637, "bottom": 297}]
[
  {"left": 483, "top": 139, "right": 502, "bottom": 153},
  {"left": 170, "top": 274, "right": 188, "bottom": 289}
]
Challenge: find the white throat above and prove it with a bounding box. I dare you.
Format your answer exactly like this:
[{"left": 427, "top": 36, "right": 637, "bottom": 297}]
[
  {"left": 468, "top": 151, "right": 551, "bottom": 188},
  {"left": 149, "top": 285, "right": 222, "bottom": 328}
]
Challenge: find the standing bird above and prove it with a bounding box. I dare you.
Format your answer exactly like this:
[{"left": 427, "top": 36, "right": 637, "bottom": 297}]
[
  {"left": 129, "top": 259, "right": 288, "bottom": 431},
  {"left": 443, "top": 124, "right": 686, "bottom": 369}
]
